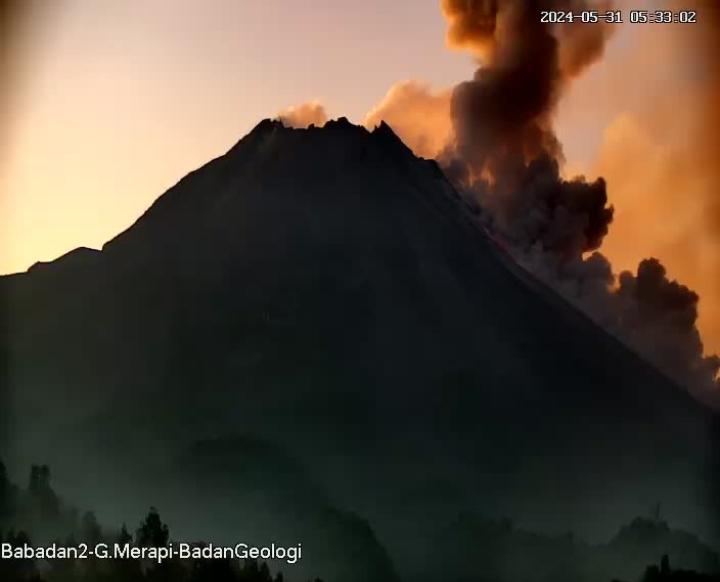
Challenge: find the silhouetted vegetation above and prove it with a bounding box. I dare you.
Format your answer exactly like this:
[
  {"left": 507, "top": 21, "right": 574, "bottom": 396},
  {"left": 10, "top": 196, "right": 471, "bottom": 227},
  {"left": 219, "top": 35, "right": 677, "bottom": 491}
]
[
  {"left": 1, "top": 460, "right": 719, "bottom": 582},
  {"left": 0, "top": 461, "right": 315, "bottom": 582},
  {"left": 612, "top": 554, "right": 720, "bottom": 582}
]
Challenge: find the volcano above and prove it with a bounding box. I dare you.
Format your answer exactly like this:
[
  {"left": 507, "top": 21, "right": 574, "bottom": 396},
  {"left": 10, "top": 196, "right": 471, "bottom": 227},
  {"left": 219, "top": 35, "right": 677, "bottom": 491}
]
[{"left": 0, "top": 119, "right": 716, "bottom": 582}]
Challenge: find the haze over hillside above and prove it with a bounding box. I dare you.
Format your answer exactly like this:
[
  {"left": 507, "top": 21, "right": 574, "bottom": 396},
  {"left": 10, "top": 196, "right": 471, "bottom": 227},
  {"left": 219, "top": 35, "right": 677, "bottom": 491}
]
[{"left": 0, "top": 119, "right": 717, "bottom": 582}]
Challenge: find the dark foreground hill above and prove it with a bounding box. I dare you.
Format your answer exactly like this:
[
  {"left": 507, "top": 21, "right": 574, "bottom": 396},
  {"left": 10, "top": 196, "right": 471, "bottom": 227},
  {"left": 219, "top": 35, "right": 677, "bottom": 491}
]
[
  {"left": 0, "top": 119, "right": 717, "bottom": 581},
  {"left": 2, "top": 462, "right": 719, "bottom": 582}
]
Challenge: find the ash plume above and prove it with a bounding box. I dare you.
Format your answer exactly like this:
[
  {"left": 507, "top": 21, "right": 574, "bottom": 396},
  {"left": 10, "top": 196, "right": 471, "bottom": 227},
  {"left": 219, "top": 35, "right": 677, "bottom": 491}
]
[
  {"left": 614, "top": 259, "right": 720, "bottom": 395},
  {"left": 440, "top": 0, "right": 612, "bottom": 179},
  {"left": 273, "top": 1, "right": 719, "bottom": 401},
  {"left": 277, "top": 101, "right": 328, "bottom": 129},
  {"left": 363, "top": 81, "right": 452, "bottom": 159},
  {"left": 435, "top": 0, "right": 719, "bottom": 401},
  {"left": 575, "top": 1, "right": 720, "bottom": 364}
]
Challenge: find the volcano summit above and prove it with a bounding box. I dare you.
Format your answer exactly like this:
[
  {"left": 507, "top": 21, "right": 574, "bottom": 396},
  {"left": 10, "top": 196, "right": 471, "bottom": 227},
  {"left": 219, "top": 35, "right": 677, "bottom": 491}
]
[{"left": 0, "top": 119, "right": 717, "bottom": 582}]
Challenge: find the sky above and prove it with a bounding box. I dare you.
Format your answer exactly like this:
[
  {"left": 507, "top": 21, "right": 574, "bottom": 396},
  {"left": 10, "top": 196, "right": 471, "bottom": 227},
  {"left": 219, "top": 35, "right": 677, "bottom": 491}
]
[
  {"left": 1, "top": 0, "right": 470, "bottom": 275},
  {"left": 2, "top": 0, "right": 719, "bottom": 356}
]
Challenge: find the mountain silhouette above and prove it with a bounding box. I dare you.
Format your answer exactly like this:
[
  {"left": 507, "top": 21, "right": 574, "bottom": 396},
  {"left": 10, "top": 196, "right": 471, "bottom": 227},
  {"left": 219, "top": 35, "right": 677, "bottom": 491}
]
[{"left": 0, "top": 118, "right": 717, "bottom": 581}]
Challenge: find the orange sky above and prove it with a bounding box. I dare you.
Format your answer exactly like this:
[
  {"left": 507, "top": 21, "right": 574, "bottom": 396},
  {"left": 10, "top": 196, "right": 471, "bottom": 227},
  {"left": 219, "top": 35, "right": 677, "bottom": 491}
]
[
  {"left": 3, "top": 1, "right": 718, "bottom": 355},
  {"left": 1, "top": 0, "right": 470, "bottom": 275},
  {"left": 556, "top": 4, "right": 720, "bottom": 356}
]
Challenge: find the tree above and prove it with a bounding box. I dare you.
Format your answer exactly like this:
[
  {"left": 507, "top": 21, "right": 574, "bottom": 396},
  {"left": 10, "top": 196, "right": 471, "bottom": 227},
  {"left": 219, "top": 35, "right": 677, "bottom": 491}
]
[
  {"left": 109, "top": 523, "right": 143, "bottom": 582},
  {"left": 0, "top": 530, "right": 41, "bottom": 582},
  {"left": 660, "top": 554, "right": 670, "bottom": 576},
  {"left": 259, "top": 562, "right": 272, "bottom": 582},
  {"left": 117, "top": 523, "right": 132, "bottom": 545},
  {"left": 136, "top": 507, "right": 170, "bottom": 547},
  {"left": 79, "top": 510, "right": 102, "bottom": 545},
  {"left": 0, "top": 459, "right": 12, "bottom": 519},
  {"left": 27, "top": 464, "right": 59, "bottom": 518}
]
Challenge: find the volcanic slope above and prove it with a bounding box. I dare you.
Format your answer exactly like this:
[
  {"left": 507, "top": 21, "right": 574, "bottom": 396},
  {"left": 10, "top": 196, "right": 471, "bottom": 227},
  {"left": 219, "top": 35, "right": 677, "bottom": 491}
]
[{"left": 0, "top": 119, "right": 716, "bottom": 580}]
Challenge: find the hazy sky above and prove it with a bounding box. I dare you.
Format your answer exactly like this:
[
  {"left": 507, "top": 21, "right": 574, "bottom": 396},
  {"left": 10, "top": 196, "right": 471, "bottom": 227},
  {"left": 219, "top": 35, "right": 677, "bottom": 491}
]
[
  {"left": 3, "top": 0, "right": 719, "bottom": 357},
  {"left": 0, "top": 0, "right": 631, "bottom": 275},
  {"left": 2, "top": 0, "right": 473, "bottom": 274}
]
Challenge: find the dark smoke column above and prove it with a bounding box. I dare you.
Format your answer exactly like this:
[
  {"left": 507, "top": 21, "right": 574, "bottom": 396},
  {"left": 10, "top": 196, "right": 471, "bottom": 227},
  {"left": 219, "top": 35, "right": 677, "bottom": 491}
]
[
  {"left": 437, "top": 0, "right": 720, "bottom": 403},
  {"left": 440, "top": 0, "right": 614, "bottom": 259}
]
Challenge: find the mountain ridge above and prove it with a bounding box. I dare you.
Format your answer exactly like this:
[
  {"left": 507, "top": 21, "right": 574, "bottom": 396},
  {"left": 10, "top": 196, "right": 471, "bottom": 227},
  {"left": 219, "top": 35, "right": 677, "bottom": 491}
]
[
  {"left": 9, "top": 119, "right": 711, "bottom": 420},
  {"left": 0, "top": 117, "right": 717, "bottom": 581}
]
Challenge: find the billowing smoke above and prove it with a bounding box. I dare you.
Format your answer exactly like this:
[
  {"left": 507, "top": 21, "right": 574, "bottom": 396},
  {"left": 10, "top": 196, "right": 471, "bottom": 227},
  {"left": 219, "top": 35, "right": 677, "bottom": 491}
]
[
  {"left": 579, "top": 1, "right": 720, "bottom": 356},
  {"left": 439, "top": 0, "right": 614, "bottom": 259},
  {"left": 545, "top": 252, "right": 720, "bottom": 404},
  {"left": 276, "top": 2, "right": 719, "bottom": 402},
  {"left": 435, "top": 0, "right": 719, "bottom": 403},
  {"left": 363, "top": 81, "right": 452, "bottom": 159},
  {"left": 615, "top": 260, "right": 720, "bottom": 390},
  {"left": 277, "top": 101, "right": 328, "bottom": 129}
]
